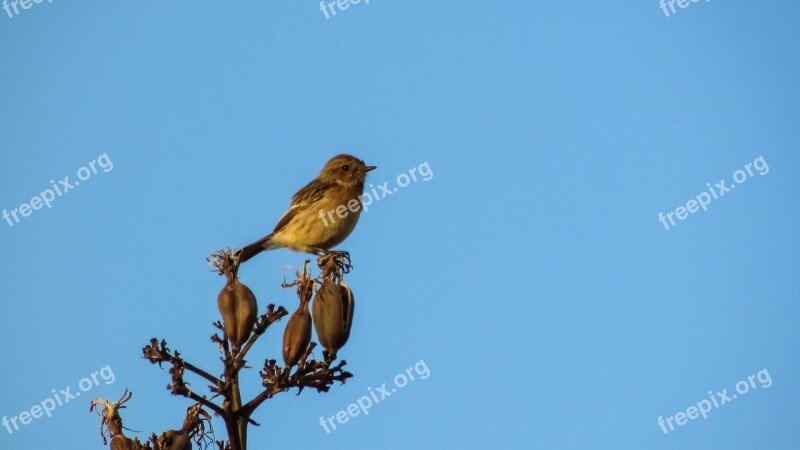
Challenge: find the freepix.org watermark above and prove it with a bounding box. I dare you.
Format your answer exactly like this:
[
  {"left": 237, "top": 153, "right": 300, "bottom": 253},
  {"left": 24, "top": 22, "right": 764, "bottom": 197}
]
[
  {"left": 657, "top": 368, "right": 772, "bottom": 435},
  {"left": 659, "top": 0, "right": 710, "bottom": 18},
  {"left": 2, "top": 153, "right": 114, "bottom": 229},
  {"left": 318, "top": 360, "right": 430, "bottom": 433},
  {"left": 658, "top": 156, "right": 769, "bottom": 231},
  {"left": 318, "top": 161, "right": 433, "bottom": 228},
  {"left": 319, "top": 0, "right": 370, "bottom": 19},
  {"left": 2, "top": 365, "right": 116, "bottom": 435},
  {"left": 2, "top": 0, "right": 53, "bottom": 19}
]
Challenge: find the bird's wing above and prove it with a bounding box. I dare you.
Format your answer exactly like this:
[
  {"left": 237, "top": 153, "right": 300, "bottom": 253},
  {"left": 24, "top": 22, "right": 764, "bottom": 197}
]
[{"left": 272, "top": 179, "right": 334, "bottom": 233}]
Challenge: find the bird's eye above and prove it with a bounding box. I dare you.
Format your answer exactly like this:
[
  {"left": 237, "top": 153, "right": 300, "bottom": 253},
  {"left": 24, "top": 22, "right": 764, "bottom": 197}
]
[{"left": 341, "top": 165, "right": 349, "bottom": 171}]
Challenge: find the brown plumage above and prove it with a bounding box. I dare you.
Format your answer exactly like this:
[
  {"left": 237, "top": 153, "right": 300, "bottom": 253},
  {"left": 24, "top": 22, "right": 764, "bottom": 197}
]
[{"left": 238, "top": 154, "right": 376, "bottom": 262}]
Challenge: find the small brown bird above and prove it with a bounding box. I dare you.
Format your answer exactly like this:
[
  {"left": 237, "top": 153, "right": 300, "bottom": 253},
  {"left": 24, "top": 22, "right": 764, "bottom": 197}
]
[{"left": 238, "top": 154, "right": 376, "bottom": 262}]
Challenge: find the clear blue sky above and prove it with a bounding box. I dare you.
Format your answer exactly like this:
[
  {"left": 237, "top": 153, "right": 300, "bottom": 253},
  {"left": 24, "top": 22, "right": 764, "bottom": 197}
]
[{"left": 2, "top": 1, "right": 799, "bottom": 449}]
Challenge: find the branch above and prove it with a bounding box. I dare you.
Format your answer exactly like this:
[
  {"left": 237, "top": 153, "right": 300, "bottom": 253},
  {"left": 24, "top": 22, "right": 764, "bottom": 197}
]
[
  {"left": 239, "top": 352, "right": 352, "bottom": 419},
  {"left": 143, "top": 339, "right": 222, "bottom": 390},
  {"left": 142, "top": 339, "right": 226, "bottom": 417},
  {"left": 186, "top": 393, "right": 225, "bottom": 419},
  {"left": 232, "top": 304, "right": 288, "bottom": 370},
  {"left": 183, "top": 361, "right": 222, "bottom": 388}
]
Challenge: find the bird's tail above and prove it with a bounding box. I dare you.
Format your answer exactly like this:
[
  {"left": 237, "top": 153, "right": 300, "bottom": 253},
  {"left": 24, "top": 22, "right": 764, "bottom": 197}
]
[{"left": 237, "top": 233, "right": 278, "bottom": 263}]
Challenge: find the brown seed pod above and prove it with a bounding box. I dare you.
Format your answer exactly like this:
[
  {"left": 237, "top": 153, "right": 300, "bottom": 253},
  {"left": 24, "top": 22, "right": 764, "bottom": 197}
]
[
  {"left": 312, "top": 279, "right": 355, "bottom": 361},
  {"left": 217, "top": 275, "right": 258, "bottom": 352},
  {"left": 90, "top": 390, "right": 135, "bottom": 450},
  {"left": 157, "top": 429, "right": 191, "bottom": 450},
  {"left": 109, "top": 434, "right": 134, "bottom": 450},
  {"left": 282, "top": 296, "right": 312, "bottom": 368},
  {"left": 210, "top": 249, "right": 258, "bottom": 352}
]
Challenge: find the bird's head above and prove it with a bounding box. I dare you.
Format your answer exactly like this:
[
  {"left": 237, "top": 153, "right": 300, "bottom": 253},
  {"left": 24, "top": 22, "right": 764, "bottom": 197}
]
[{"left": 319, "top": 154, "right": 376, "bottom": 185}]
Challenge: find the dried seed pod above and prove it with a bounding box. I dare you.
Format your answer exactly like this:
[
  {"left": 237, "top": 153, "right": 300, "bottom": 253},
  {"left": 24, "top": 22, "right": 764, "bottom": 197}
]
[
  {"left": 109, "top": 435, "right": 134, "bottom": 450},
  {"left": 218, "top": 275, "right": 258, "bottom": 352},
  {"left": 157, "top": 429, "right": 191, "bottom": 450},
  {"left": 157, "top": 404, "right": 211, "bottom": 450},
  {"left": 312, "top": 279, "right": 355, "bottom": 361},
  {"left": 282, "top": 296, "right": 312, "bottom": 368},
  {"left": 90, "top": 390, "right": 136, "bottom": 450}
]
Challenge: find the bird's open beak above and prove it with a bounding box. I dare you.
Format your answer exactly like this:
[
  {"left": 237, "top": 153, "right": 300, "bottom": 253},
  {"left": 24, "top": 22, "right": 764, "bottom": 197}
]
[{"left": 365, "top": 165, "right": 377, "bottom": 172}]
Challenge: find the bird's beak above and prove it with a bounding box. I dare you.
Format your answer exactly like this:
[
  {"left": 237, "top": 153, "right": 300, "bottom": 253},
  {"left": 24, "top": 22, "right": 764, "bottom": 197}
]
[{"left": 365, "top": 165, "right": 377, "bottom": 172}]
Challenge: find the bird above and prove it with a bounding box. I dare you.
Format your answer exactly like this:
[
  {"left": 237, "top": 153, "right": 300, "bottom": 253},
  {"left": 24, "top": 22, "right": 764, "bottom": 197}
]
[{"left": 237, "top": 154, "right": 376, "bottom": 263}]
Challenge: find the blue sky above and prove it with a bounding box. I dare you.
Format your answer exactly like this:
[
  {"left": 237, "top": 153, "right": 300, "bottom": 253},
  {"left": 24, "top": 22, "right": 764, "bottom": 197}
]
[{"left": 1, "top": 1, "right": 799, "bottom": 449}]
